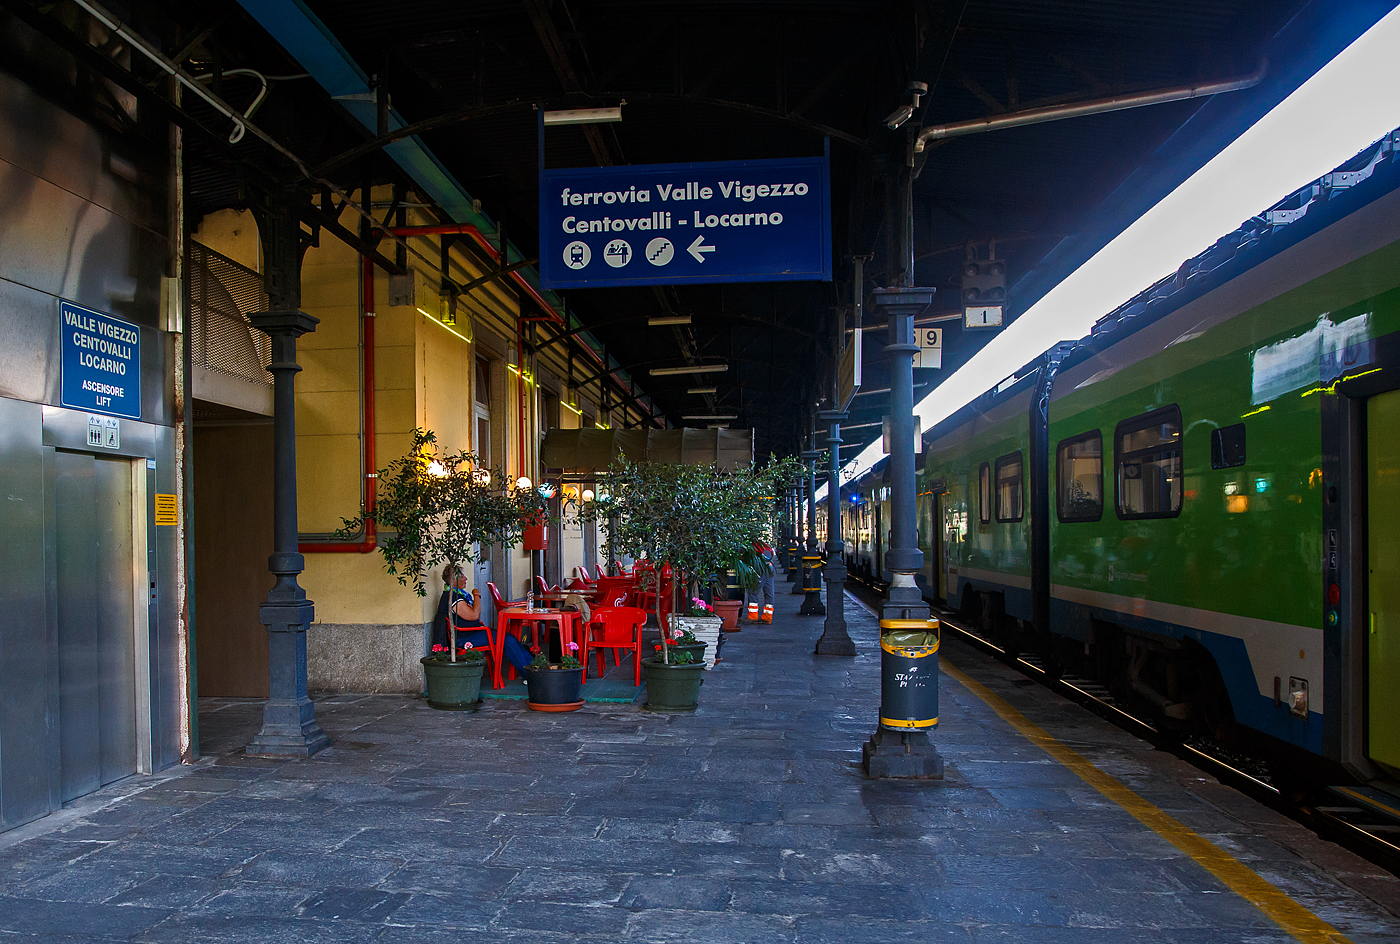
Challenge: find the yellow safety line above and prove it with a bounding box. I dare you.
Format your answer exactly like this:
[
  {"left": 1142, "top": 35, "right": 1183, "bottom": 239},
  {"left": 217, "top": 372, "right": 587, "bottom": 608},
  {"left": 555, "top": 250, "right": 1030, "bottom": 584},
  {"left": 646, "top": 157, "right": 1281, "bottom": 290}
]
[
  {"left": 1333, "top": 785, "right": 1400, "bottom": 820},
  {"left": 941, "top": 659, "right": 1353, "bottom": 944}
]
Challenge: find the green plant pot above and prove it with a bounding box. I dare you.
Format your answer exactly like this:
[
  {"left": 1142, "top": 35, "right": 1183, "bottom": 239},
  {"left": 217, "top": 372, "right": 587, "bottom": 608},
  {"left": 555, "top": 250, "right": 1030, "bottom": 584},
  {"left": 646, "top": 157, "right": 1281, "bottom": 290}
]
[
  {"left": 641, "top": 657, "right": 705, "bottom": 712},
  {"left": 421, "top": 656, "right": 486, "bottom": 710}
]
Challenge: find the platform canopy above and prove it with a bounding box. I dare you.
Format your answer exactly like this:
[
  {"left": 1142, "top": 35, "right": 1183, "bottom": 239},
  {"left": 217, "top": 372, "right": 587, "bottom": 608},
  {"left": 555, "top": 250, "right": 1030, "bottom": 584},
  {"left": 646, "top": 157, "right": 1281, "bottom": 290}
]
[{"left": 541, "top": 427, "right": 754, "bottom": 475}]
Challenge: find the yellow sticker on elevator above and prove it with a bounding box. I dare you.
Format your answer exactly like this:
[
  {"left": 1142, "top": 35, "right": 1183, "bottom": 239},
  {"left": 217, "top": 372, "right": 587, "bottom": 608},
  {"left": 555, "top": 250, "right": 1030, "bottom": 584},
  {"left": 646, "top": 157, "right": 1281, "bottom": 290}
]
[{"left": 154, "top": 493, "right": 178, "bottom": 526}]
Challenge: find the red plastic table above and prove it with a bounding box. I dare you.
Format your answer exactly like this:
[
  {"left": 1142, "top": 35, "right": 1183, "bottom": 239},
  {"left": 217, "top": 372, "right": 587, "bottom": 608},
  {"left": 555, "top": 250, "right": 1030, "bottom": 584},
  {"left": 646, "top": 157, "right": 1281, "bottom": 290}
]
[{"left": 493, "top": 608, "right": 583, "bottom": 689}]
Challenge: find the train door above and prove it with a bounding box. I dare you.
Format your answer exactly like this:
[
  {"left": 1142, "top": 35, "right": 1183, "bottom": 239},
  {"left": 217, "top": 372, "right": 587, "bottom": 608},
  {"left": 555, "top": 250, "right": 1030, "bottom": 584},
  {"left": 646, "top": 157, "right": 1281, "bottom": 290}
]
[
  {"left": 934, "top": 492, "right": 947, "bottom": 603},
  {"left": 53, "top": 451, "right": 142, "bottom": 801},
  {"left": 1368, "top": 389, "right": 1400, "bottom": 776},
  {"left": 873, "top": 497, "right": 883, "bottom": 579}
]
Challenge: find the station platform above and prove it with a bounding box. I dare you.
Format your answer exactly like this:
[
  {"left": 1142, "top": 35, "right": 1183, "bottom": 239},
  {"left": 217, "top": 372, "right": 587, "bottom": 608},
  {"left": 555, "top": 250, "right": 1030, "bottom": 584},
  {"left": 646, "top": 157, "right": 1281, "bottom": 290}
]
[{"left": 1, "top": 588, "right": 1398, "bottom": 943}]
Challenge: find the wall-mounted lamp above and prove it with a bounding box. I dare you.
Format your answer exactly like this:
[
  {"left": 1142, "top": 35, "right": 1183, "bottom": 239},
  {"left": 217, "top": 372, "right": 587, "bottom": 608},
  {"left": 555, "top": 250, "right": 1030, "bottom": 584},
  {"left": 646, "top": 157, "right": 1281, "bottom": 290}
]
[
  {"left": 647, "top": 314, "right": 692, "bottom": 326},
  {"left": 687, "top": 387, "right": 717, "bottom": 395}
]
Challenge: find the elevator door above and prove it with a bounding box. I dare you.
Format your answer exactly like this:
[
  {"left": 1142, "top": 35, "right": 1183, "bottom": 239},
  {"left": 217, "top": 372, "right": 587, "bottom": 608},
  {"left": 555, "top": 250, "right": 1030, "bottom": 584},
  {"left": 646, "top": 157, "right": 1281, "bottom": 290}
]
[
  {"left": 54, "top": 451, "right": 138, "bottom": 802},
  {"left": 1368, "top": 389, "right": 1400, "bottom": 777}
]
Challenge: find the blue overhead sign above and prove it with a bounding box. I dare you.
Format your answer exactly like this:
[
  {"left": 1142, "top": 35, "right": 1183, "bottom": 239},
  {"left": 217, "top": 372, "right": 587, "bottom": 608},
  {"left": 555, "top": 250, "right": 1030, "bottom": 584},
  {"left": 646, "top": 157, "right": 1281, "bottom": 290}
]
[
  {"left": 539, "top": 155, "right": 831, "bottom": 289},
  {"left": 59, "top": 300, "right": 142, "bottom": 420}
]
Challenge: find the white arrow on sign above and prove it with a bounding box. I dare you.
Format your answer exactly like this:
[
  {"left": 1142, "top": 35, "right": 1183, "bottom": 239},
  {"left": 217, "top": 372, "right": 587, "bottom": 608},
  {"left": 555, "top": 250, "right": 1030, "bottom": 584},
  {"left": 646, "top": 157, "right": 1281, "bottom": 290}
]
[{"left": 687, "top": 235, "right": 715, "bottom": 263}]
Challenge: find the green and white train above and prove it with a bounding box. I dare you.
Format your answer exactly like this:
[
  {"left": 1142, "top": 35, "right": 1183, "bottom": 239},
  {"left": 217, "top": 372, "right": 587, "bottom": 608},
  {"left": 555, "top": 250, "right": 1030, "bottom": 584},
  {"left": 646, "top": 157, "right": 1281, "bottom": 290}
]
[{"left": 843, "top": 131, "right": 1400, "bottom": 790}]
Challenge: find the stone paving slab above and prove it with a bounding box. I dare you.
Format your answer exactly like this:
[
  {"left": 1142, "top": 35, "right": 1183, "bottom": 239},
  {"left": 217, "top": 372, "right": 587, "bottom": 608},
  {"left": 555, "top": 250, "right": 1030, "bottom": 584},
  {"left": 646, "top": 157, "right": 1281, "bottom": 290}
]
[{"left": 1, "top": 587, "right": 1398, "bottom": 943}]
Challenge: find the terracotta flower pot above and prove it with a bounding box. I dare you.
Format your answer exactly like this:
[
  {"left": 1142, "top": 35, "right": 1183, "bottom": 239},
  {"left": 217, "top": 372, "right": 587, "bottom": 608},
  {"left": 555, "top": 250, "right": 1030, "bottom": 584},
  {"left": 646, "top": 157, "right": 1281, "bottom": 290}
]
[{"left": 713, "top": 599, "right": 744, "bottom": 632}]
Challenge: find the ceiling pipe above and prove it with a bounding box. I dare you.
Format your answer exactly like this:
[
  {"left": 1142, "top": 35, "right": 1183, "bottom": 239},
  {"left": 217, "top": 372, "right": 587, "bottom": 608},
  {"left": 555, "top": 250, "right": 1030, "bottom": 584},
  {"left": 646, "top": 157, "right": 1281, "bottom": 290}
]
[{"left": 913, "top": 60, "right": 1268, "bottom": 152}]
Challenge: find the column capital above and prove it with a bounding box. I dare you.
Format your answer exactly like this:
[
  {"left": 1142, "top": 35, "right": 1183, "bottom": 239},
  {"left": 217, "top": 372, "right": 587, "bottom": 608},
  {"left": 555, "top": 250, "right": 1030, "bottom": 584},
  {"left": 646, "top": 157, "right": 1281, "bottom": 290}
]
[
  {"left": 250, "top": 308, "right": 320, "bottom": 338},
  {"left": 871, "top": 286, "right": 935, "bottom": 317}
]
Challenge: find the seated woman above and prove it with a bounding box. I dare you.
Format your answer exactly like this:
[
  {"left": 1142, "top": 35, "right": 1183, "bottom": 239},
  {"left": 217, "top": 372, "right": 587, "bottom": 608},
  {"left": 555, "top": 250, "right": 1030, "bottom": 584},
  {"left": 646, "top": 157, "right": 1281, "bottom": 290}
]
[{"left": 441, "top": 565, "right": 533, "bottom": 673}]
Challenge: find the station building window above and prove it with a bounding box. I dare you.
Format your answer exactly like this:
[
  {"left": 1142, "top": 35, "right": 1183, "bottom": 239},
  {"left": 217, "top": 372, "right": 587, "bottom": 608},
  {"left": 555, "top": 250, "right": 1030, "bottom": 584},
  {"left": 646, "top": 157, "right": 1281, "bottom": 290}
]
[
  {"left": 978, "top": 462, "right": 991, "bottom": 524},
  {"left": 995, "top": 452, "right": 1024, "bottom": 522},
  {"left": 1115, "top": 406, "right": 1183, "bottom": 518},
  {"left": 1057, "top": 432, "right": 1103, "bottom": 521},
  {"left": 1210, "top": 423, "right": 1246, "bottom": 469}
]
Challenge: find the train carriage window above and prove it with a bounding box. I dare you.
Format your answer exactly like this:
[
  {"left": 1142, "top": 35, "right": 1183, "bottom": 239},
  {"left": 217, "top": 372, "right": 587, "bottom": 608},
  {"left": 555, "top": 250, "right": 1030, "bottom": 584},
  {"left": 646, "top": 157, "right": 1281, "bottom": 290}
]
[
  {"left": 1057, "top": 432, "right": 1103, "bottom": 522},
  {"left": 995, "top": 452, "right": 1024, "bottom": 522},
  {"left": 1115, "top": 406, "right": 1183, "bottom": 519},
  {"left": 978, "top": 463, "right": 991, "bottom": 524},
  {"left": 1210, "top": 423, "right": 1246, "bottom": 469}
]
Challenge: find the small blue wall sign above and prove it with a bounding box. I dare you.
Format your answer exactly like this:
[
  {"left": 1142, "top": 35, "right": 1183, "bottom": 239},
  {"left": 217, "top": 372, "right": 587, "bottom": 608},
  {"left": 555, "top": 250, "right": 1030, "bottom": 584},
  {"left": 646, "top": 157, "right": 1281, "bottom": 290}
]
[
  {"left": 59, "top": 300, "right": 142, "bottom": 420},
  {"left": 539, "top": 154, "right": 832, "bottom": 289}
]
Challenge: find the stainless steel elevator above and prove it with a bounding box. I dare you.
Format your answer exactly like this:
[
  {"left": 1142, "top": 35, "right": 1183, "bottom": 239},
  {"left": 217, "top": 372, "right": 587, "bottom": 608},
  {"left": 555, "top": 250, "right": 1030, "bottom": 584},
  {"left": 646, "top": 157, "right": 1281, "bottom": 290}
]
[{"left": 53, "top": 451, "right": 140, "bottom": 801}]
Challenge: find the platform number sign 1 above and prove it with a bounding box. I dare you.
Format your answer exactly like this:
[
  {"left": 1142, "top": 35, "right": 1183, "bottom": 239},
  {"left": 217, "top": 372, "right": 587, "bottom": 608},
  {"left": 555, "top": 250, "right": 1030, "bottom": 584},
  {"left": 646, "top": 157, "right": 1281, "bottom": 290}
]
[
  {"left": 914, "top": 327, "right": 942, "bottom": 369},
  {"left": 961, "top": 260, "right": 1006, "bottom": 329}
]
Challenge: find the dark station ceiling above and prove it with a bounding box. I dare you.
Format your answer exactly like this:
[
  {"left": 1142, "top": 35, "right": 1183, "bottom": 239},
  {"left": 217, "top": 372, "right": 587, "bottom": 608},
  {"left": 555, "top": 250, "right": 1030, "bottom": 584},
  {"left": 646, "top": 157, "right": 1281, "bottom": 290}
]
[{"left": 6, "top": 0, "right": 1390, "bottom": 459}]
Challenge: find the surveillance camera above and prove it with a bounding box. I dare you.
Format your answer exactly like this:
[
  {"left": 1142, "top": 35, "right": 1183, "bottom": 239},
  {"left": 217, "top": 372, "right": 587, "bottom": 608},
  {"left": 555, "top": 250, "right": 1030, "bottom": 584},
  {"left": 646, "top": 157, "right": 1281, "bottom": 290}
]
[{"left": 885, "top": 104, "right": 915, "bottom": 130}]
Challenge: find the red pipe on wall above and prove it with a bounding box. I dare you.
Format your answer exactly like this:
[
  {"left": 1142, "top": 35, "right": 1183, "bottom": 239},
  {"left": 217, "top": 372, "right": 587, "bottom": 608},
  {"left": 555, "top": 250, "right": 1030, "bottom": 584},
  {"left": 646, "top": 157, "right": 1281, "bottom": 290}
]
[{"left": 300, "top": 255, "right": 378, "bottom": 553}]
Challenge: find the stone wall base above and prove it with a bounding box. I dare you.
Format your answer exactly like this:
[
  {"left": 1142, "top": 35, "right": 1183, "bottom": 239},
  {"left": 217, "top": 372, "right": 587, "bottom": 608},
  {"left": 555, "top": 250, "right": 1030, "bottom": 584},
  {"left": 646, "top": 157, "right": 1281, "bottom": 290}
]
[{"left": 307, "top": 623, "right": 429, "bottom": 694}]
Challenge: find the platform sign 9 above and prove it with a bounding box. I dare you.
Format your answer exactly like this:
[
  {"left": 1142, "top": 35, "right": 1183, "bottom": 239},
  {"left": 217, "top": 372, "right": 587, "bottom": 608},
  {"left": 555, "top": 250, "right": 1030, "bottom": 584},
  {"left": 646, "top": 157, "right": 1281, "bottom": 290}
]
[{"left": 914, "top": 327, "right": 942, "bottom": 369}]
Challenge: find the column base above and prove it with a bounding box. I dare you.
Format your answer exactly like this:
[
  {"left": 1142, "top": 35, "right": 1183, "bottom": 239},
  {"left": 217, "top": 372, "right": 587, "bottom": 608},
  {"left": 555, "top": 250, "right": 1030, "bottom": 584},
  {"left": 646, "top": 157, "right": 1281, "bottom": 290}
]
[
  {"left": 862, "top": 728, "right": 944, "bottom": 779},
  {"left": 247, "top": 707, "right": 331, "bottom": 758},
  {"left": 814, "top": 619, "right": 856, "bottom": 656},
  {"left": 799, "top": 589, "right": 826, "bottom": 616}
]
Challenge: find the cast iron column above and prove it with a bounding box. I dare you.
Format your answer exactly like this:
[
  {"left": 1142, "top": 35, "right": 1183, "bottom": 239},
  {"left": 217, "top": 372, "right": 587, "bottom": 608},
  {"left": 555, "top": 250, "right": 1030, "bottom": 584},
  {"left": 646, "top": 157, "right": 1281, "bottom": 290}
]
[
  {"left": 862, "top": 149, "right": 942, "bottom": 778},
  {"left": 817, "top": 267, "right": 862, "bottom": 654},
  {"left": 813, "top": 407, "right": 852, "bottom": 653},
  {"left": 788, "top": 478, "right": 804, "bottom": 591},
  {"left": 247, "top": 195, "right": 329, "bottom": 758},
  {"left": 799, "top": 428, "right": 825, "bottom": 615}
]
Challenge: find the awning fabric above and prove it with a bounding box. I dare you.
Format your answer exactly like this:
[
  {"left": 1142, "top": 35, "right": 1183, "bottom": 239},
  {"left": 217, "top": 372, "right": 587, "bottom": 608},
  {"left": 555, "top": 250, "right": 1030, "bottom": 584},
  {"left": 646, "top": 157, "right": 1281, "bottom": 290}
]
[{"left": 540, "top": 428, "right": 754, "bottom": 474}]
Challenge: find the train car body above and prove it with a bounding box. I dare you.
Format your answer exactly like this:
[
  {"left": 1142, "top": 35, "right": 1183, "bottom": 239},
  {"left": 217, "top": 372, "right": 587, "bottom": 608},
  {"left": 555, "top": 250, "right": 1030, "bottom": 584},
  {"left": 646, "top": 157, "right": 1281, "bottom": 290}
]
[
  {"left": 863, "top": 131, "right": 1400, "bottom": 789},
  {"left": 921, "top": 379, "right": 1036, "bottom": 634}
]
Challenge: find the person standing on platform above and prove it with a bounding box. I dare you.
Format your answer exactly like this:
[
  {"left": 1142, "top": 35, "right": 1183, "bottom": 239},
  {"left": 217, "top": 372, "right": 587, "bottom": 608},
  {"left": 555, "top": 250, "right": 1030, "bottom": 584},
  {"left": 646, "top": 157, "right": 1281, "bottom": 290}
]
[{"left": 746, "top": 540, "right": 777, "bottom": 623}]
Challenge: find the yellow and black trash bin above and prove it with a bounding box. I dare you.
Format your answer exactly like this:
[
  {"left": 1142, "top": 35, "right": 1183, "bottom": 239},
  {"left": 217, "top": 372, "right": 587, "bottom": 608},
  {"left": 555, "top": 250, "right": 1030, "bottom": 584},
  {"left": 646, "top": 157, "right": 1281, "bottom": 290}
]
[{"left": 878, "top": 618, "right": 940, "bottom": 731}]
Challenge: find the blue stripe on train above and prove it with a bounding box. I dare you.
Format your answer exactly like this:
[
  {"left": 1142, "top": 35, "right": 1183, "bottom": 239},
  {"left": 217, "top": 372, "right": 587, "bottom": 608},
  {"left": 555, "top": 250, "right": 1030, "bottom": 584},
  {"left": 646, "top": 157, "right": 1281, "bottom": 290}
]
[{"left": 1048, "top": 598, "right": 1322, "bottom": 752}]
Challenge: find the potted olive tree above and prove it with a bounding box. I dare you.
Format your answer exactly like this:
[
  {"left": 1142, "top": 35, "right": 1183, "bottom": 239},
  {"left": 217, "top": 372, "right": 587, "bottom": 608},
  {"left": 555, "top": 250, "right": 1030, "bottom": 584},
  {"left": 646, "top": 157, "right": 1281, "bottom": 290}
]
[
  {"left": 580, "top": 455, "right": 801, "bottom": 709},
  {"left": 340, "top": 429, "right": 546, "bottom": 710}
]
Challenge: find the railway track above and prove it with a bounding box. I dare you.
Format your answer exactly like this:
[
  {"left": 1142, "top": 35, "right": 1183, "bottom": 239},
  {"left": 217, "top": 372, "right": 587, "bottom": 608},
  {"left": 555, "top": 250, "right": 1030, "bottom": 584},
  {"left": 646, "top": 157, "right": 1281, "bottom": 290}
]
[{"left": 844, "top": 576, "right": 1400, "bottom": 877}]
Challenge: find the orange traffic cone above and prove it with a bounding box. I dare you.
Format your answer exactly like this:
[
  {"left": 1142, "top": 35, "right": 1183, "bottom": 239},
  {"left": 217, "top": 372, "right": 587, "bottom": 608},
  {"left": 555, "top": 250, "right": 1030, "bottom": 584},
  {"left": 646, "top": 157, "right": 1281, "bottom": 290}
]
[
  {"left": 761, "top": 604, "right": 773, "bottom": 623},
  {"left": 747, "top": 602, "right": 759, "bottom": 621}
]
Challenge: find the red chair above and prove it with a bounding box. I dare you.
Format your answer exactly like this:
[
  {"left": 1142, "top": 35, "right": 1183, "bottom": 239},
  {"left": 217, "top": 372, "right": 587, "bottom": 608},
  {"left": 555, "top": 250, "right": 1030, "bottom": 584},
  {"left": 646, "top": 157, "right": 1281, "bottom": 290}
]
[
  {"left": 594, "top": 563, "right": 607, "bottom": 581},
  {"left": 591, "top": 576, "right": 635, "bottom": 608},
  {"left": 535, "top": 575, "right": 556, "bottom": 597},
  {"left": 582, "top": 606, "right": 648, "bottom": 686}
]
